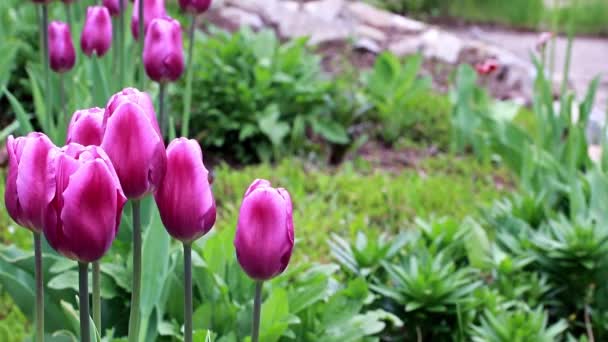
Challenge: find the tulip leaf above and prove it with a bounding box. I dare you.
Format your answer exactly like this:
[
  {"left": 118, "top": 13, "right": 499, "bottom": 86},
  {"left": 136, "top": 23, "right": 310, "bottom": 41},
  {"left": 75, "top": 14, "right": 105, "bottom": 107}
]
[
  {"left": 89, "top": 54, "right": 110, "bottom": 108},
  {"left": 259, "top": 287, "right": 290, "bottom": 342},
  {"left": 138, "top": 205, "right": 170, "bottom": 341},
  {"left": 3, "top": 87, "right": 34, "bottom": 135},
  {"left": 26, "top": 66, "right": 49, "bottom": 135},
  {"left": 0, "top": 119, "right": 19, "bottom": 142},
  {"left": 48, "top": 271, "right": 119, "bottom": 299}
]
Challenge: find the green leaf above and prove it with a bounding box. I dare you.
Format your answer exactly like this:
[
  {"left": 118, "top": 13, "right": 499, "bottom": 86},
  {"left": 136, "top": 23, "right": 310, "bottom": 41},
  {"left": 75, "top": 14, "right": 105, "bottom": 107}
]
[
  {"left": 311, "top": 118, "right": 349, "bottom": 145},
  {"left": 260, "top": 287, "right": 290, "bottom": 342},
  {"left": 3, "top": 88, "right": 34, "bottom": 135},
  {"left": 0, "top": 120, "right": 19, "bottom": 142},
  {"left": 258, "top": 105, "right": 289, "bottom": 147}
]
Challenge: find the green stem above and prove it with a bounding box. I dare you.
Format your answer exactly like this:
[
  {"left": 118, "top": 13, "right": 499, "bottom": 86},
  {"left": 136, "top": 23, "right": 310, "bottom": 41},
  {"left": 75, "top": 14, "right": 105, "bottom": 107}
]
[
  {"left": 181, "top": 14, "right": 196, "bottom": 137},
  {"left": 138, "top": 0, "right": 145, "bottom": 90},
  {"left": 65, "top": 3, "right": 72, "bottom": 29},
  {"left": 112, "top": 17, "right": 118, "bottom": 72},
  {"left": 79, "top": 263, "right": 90, "bottom": 342},
  {"left": 92, "top": 261, "right": 101, "bottom": 333},
  {"left": 34, "top": 232, "right": 44, "bottom": 342},
  {"left": 159, "top": 82, "right": 167, "bottom": 139},
  {"left": 42, "top": 3, "right": 52, "bottom": 134},
  {"left": 119, "top": 0, "right": 126, "bottom": 88},
  {"left": 59, "top": 74, "right": 66, "bottom": 123},
  {"left": 183, "top": 243, "right": 193, "bottom": 342},
  {"left": 252, "top": 281, "right": 263, "bottom": 342},
  {"left": 128, "top": 200, "right": 142, "bottom": 342}
]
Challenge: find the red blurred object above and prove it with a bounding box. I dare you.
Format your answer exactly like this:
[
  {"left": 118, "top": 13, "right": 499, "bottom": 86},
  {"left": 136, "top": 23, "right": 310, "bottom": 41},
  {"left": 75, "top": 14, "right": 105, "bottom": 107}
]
[{"left": 474, "top": 58, "right": 500, "bottom": 76}]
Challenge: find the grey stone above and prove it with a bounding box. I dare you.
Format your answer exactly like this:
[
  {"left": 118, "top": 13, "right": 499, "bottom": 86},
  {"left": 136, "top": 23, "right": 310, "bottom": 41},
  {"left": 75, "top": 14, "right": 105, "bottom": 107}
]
[
  {"left": 354, "top": 38, "right": 381, "bottom": 54},
  {"left": 355, "top": 25, "right": 387, "bottom": 42},
  {"left": 347, "top": 2, "right": 425, "bottom": 32},
  {"left": 389, "top": 36, "right": 423, "bottom": 56},
  {"left": 304, "top": 0, "right": 345, "bottom": 21},
  {"left": 218, "top": 7, "right": 264, "bottom": 30},
  {"left": 419, "top": 28, "right": 463, "bottom": 64}
]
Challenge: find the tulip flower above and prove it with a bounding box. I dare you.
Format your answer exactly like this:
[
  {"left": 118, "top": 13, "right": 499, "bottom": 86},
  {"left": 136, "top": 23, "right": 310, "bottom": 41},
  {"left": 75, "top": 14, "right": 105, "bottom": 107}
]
[
  {"left": 143, "top": 17, "right": 185, "bottom": 83},
  {"left": 234, "top": 179, "right": 294, "bottom": 342},
  {"left": 5, "top": 133, "right": 56, "bottom": 233},
  {"left": 81, "top": 6, "right": 113, "bottom": 57},
  {"left": 44, "top": 143, "right": 126, "bottom": 342},
  {"left": 155, "top": 138, "right": 216, "bottom": 242},
  {"left": 143, "top": 16, "right": 184, "bottom": 137},
  {"left": 48, "top": 21, "right": 76, "bottom": 73},
  {"left": 103, "top": 0, "right": 126, "bottom": 16},
  {"left": 153, "top": 139, "right": 215, "bottom": 342},
  {"left": 178, "top": 0, "right": 212, "bottom": 14},
  {"left": 101, "top": 101, "right": 166, "bottom": 199},
  {"left": 131, "top": 0, "right": 167, "bottom": 40},
  {"left": 44, "top": 144, "right": 126, "bottom": 263},
  {"left": 5, "top": 132, "right": 55, "bottom": 342},
  {"left": 66, "top": 108, "right": 105, "bottom": 146},
  {"left": 104, "top": 87, "right": 160, "bottom": 136}
]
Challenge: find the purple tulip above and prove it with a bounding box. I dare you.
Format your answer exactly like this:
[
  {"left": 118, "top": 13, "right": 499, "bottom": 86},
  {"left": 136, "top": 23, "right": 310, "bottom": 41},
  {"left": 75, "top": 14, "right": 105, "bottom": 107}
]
[
  {"left": 66, "top": 108, "right": 105, "bottom": 146},
  {"left": 234, "top": 179, "right": 294, "bottom": 280},
  {"left": 44, "top": 144, "right": 126, "bottom": 262},
  {"left": 154, "top": 138, "right": 216, "bottom": 242},
  {"left": 101, "top": 99, "right": 166, "bottom": 199},
  {"left": 81, "top": 6, "right": 113, "bottom": 57},
  {"left": 104, "top": 87, "right": 161, "bottom": 136},
  {"left": 48, "top": 21, "right": 76, "bottom": 73},
  {"left": 178, "top": 0, "right": 212, "bottom": 14},
  {"left": 103, "top": 0, "right": 126, "bottom": 16},
  {"left": 143, "top": 17, "right": 184, "bottom": 83},
  {"left": 4, "top": 133, "right": 56, "bottom": 233},
  {"left": 131, "top": 0, "right": 167, "bottom": 40}
]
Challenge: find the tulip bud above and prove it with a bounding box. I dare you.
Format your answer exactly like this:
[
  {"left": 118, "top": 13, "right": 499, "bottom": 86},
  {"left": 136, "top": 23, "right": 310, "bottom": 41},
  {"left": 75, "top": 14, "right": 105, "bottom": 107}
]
[
  {"left": 101, "top": 101, "right": 166, "bottom": 199},
  {"left": 81, "top": 6, "right": 113, "bottom": 57},
  {"left": 104, "top": 87, "right": 161, "bottom": 136},
  {"left": 103, "top": 0, "right": 126, "bottom": 16},
  {"left": 154, "top": 138, "right": 216, "bottom": 242},
  {"left": 49, "top": 21, "right": 76, "bottom": 73},
  {"left": 67, "top": 108, "right": 105, "bottom": 146},
  {"left": 234, "top": 179, "right": 294, "bottom": 280},
  {"left": 178, "top": 0, "right": 212, "bottom": 14},
  {"left": 4, "top": 133, "right": 56, "bottom": 233},
  {"left": 131, "top": 0, "right": 167, "bottom": 40},
  {"left": 143, "top": 17, "right": 185, "bottom": 83},
  {"left": 44, "top": 144, "right": 126, "bottom": 262}
]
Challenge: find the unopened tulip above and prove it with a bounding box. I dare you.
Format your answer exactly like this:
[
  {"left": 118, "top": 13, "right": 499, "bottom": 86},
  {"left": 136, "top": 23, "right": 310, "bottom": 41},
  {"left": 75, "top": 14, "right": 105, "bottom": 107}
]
[
  {"left": 154, "top": 138, "right": 216, "bottom": 242},
  {"left": 131, "top": 0, "right": 167, "bottom": 40},
  {"left": 66, "top": 108, "right": 105, "bottom": 146},
  {"left": 143, "top": 17, "right": 184, "bottom": 83},
  {"left": 4, "top": 133, "right": 56, "bottom": 232},
  {"left": 103, "top": 0, "right": 126, "bottom": 16},
  {"left": 178, "top": 0, "right": 212, "bottom": 14},
  {"left": 101, "top": 101, "right": 166, "bottom": 199},
  {"left": 234, "top": 179, "right": 294, "bottom": 280},
  {"left": 104, "top": 88, "right": 160, "bottom": 136},
  {"left": 48, "top": 21, "right": 76, "bottom": 73},
  {"left": 81, "top": 6, "right": 113, "bottom": 57},
  {"left": 44, "top": 144, "right": 126, "bottom": 262}
]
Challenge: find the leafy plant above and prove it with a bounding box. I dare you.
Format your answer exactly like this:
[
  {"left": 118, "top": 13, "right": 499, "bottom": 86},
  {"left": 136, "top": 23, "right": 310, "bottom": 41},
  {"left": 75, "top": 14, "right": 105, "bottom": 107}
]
[
  {"left": 174, "top": 27, "right": 343, "bottom": 163},
  {"left": 364, "top": 52, "right": 431, "bottom": 145},
  {"left": 471, "top": 307, "right": 568, "bottom": 342}
]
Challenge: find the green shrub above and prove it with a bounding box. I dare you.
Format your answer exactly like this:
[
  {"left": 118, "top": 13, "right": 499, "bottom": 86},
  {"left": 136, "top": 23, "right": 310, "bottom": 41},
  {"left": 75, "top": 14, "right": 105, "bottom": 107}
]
[
  {"left": 174, "top": 27, "right": 346, "bottom": 163},
  {"left": 471, "top": 307, "right": 568, "bottom": 342}
]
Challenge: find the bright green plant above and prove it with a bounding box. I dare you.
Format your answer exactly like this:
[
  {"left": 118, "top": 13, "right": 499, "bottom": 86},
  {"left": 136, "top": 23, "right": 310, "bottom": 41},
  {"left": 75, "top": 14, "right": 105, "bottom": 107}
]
[
  {"left": 471, "top": 307, "right": 568, "bottom": 342},
  {"left": 173, "top": 27, "right": 344, "bottom": 163},
  {"left": 364, "top": 52, "right": 432, "bottom": 145}
]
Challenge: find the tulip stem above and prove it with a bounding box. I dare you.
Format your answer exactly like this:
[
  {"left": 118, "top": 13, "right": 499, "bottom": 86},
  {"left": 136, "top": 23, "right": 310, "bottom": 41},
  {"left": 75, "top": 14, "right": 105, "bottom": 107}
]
[
  {"left": 41, "top": 3, "right": 52, "bottom": 135},
  {"left": 138, "top": 0, "right": 145, "bottom": 90},
  {"left": 183, "top": 243, "right": 193, "bottom": 342},
  {"left": 252, "top": 281, "right": 263, "bottom": 342},
  {"left": 79, "top": 262, "right": 90, "bottom": 342},
  {"left": 128, "top": 200, "right": 142, "bottom": 342},
  {"left": 59, "top": 74, "right": 67, "bottom": 135},
  {"left": 34, "top": 232, "right": 44, "bottom": 342},
  {"left": 181, "top": 14, "right": 197, "bottom": 137},
  {"left": 92, "top": 261, "right": 101, "bottom": 334},
  {"left": 119, "top": 0, "right": 126, "bottom": 87},
  {"left": 159, "top": 82, "right": 167, "bottom": 139}
]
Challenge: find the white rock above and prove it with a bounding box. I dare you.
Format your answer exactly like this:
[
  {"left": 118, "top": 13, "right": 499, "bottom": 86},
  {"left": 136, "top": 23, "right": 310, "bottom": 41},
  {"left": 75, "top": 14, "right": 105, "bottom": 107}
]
[
  {"left": 218, "top": 7, "right": 264, "bottom": 30},
  {"left": 355, "top": 25, "right": 387, "bottom": 42},
  {"left": 304, "top": 0, "right": 344, "bottom": 21},
  {"left": 347, "top": 2, "right": 425, "bottom": 32},
  {"left": 419, "top": 28, "right": 463, "bottom": 64},
  {"left": 354, "top": 38, "right": 381, "bottom": 54},
  {"left": 588, "top": 145, "right": 602, "bottom": 163},
  {"left": 389, "top": 36, "right": 423, "bottom": 56}
]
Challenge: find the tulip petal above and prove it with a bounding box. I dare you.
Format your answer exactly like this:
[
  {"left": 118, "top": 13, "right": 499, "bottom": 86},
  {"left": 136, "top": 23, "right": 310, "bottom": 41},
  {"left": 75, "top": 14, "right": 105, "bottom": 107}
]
[{"left": 60, "top": 160, "right": 119, "bottom": 262}]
